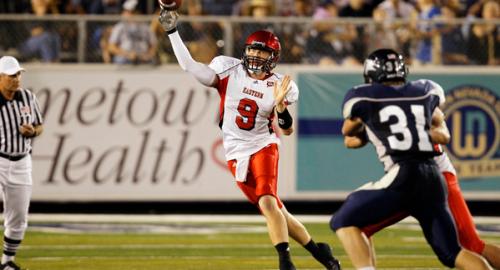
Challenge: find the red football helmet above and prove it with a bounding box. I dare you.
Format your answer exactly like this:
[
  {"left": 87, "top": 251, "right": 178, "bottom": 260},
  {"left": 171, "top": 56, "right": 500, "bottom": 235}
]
[{"left": 242, "top": 30, "right": 281, "bottom": 74}]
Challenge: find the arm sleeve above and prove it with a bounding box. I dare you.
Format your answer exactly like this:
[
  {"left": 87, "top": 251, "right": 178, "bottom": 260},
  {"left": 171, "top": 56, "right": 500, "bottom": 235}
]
[
  {"left": 168, "top": 31, "right": 217, "bottom": 86},
  {"left": 342, "top": 88, "right": 361, "bottom": 119},
  {"left": 426, "top": 80, "right": 446, "bottom": 106},
  {"left": 108, "top": 24, "right": 121, "bottom": 45}
]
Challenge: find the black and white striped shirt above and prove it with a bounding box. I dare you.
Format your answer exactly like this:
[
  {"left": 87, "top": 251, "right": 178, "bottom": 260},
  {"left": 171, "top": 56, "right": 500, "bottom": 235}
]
[{"left": 0, "top": 88, "right": 43, "bottom": 156}]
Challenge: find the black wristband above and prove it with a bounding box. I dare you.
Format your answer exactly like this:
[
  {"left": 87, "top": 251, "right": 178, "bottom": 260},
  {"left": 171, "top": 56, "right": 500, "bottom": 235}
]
[
  {"left": 166, "top": 27, "right": 177, "bottom": 35},
  {"left": 277, "top": 108, "right": 293, "bottom": 129}
]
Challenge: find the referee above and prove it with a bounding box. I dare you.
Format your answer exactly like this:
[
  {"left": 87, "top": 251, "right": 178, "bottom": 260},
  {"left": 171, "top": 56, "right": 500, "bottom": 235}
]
[{"left": 0, "top": 56, "right": 43, "bottom": 270}]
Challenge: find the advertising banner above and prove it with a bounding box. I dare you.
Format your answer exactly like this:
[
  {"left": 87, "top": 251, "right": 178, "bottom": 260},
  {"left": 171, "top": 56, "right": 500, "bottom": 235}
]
[{"left": 21, "top": 65, "right": 500, "bottom": 201}]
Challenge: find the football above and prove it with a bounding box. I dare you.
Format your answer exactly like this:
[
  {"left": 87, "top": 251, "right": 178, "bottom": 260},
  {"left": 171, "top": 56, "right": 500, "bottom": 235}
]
[{"left": 158, "top": 0, "right": 182, "bottom": 10}]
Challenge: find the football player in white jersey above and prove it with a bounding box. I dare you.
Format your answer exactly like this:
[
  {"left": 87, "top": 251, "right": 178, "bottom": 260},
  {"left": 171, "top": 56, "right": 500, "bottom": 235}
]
[{"left": 159, "top": 9, "right": 341, "bottom": 270}]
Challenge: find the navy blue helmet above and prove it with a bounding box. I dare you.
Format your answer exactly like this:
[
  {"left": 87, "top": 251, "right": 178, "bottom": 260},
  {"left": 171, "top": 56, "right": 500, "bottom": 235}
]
[{"left": 363, "top": 49, "right": 408, "bottom": 83}]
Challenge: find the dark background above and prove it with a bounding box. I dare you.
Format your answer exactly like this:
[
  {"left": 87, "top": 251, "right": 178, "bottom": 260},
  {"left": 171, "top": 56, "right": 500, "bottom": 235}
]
[{"left": 26, "top": 200, "right": 500, "bottom": 216}]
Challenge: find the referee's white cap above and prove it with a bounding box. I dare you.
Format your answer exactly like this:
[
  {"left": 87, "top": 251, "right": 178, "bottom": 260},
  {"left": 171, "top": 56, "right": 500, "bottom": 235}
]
[{"left": 0, "top": 56, "right": 25, "bottom": 75}]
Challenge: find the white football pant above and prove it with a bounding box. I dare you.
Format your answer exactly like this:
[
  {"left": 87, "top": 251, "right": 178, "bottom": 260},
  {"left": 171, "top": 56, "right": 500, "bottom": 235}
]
[{"left": 0, "top": 156, "right": 33, "bottom": 240}]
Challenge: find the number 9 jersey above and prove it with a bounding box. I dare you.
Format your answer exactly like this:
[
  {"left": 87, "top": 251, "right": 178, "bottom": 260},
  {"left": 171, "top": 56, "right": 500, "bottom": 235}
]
[
  {"left": 209, "top": 56, "right": 299, "bottom": 161},
  {"left": 342, "top": 79, "right": 445, "bottom": 171}
]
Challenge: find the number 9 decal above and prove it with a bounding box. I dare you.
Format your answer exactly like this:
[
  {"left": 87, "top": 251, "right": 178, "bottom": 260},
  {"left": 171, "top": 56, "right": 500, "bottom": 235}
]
[{"left": 236, "top": 98, "right": 259, "bottom": 130}]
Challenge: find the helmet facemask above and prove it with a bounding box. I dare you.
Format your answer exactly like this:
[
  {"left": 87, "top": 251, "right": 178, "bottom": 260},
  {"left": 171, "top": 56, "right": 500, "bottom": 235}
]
[{"left": 242, "top": 45, "right": 277, "bottom": 74}]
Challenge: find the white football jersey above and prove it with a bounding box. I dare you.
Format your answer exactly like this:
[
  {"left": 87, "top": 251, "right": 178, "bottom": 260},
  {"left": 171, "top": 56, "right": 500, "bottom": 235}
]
[{"left": 208, "top": 56, "right": 299, "bottom": 161}]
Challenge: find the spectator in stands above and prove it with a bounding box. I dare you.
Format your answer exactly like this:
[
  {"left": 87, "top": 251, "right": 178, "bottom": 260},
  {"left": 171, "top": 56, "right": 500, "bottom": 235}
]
[
  {"left": 332, "top": 0, "right": 349, "bottom": 8},
  {"left": 98, "top": 25, "right": 114, "bottom": 63},
  {"left": 444, "top": 0, "right": 467, "bottom": 16},
  {"left": 231, "top": 0, "right": 246, "bottom": 15},
  {"left": 108, "top": 0, "right": 157, "bottom": 64},
  {"left": 151, "top": 8, "right": 174, "bottom": 64},
  {"left": 0, "top": 1, "right": 31, "bottom": 13},
  {"left": 233, "top": 0, "right": 276, "bottom": 56},
  {"left": 339, "top": 0, "right": 373, "bottom": 18},
  {"left": 19, "top": 26, "right": 61, "bottom": 62},
  {"left": 84, "top": 20, "right": 116, "bottom": 63},
  {"left": 312, "top": 0, "right": 337, "bottom": 19},
  {"left": 307, "top": 0, "right": 340, "bottom": 65},
  {"left": 367, "top": 7, "right": 398, "bottom": 53},
  {"left": 293, "top": 0, "right": 315, "bottom": 16},
  {"left": 279, "top": 29, "right": 306, "bottom": 63},
  {"left": 179, "top": 0, "right": 221, "bottom": 63},
  {"left": 414, "top": 0, "right": 441, "bottom": 65},
  {"left": 31, "top": 0, "right": 60, "bottom": 14},
  {"left": 275, "top": 0, "right": 299, "bottom": 16},
  {"left": 89, "top": 0, "right": 123, "bottom": 14},
  {"left": 375, "top": 0, "right": 416, "bottom": 60},
  {"left": 440, "top": 5, "right": 468, "bottom": 64},
  {"left": 276, "top": 0, "right": 311, "bottom": 63},
  {"left": 466, "top": 0, "right": 500, "bottom": 65},
  {"left": 377, "top": 0, "right": 416, "bottom": 19},
  {"left": 339, "top": 0, "right": 374, "bottom": 63},
  {"left": 85, "top": 0, "right": 123, "bottom": 62},
  {"left": 32, "top": 0, "right": 80, "bottom": 62},
  {"left": 463, "top": 0, "right": 480, "bottom": 13},
  {"left": 467, "top": 0, "right": 490, "bottom": 18},
  {"left": 63, "top": 0, "right": 92, "bottom": 14},
  {"left": 0, "top": 1, "right": 31, "bottom": 54},
  {"left": 18, "top": 0, "right": 61, "bottom": 62},
  {"left": 271, "top": 0, "right": 315, "bottom": 16},
  {"left": 306, "top": 0, "right": 358, "bottom": 65},
  {"left": 201, "top": 0, "right": 236, "bottom": 15},
  {"left": 247, "top": 0, "right": 275, "bottom": 16}
]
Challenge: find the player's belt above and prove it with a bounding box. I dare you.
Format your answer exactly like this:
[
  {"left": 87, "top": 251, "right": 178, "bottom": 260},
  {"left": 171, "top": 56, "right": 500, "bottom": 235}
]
[{"left": 0, "top": 152, "right": 26, "bottom": 161}]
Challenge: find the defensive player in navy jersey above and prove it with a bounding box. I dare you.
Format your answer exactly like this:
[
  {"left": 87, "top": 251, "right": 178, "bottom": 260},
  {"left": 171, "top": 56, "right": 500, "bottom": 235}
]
[
  {"left": 331, "top": 49, "right": 492, "bottom": 270},
  {"left": 356, "top": 148, "right": 500, "bottom": 269}
]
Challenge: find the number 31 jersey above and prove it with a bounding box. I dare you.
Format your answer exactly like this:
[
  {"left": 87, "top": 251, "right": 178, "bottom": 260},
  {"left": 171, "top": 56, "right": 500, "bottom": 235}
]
[
  {"left": 342, "top": 79, "right": 445, "bottom": 171},
  {"left": 209, "top": 56, "right": 299, "bottom": 161}
]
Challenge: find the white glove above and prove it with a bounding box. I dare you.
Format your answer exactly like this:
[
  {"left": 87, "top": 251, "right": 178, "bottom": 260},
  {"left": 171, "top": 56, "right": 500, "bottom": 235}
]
[{"left": 159, "top": 9, "right": 179, "bottom": 32}]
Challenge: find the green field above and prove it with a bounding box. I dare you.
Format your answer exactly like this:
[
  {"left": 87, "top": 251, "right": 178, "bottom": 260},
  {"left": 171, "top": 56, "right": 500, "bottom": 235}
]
[{"left": 10, "top": 217, "right": 500, "bottom": 270}]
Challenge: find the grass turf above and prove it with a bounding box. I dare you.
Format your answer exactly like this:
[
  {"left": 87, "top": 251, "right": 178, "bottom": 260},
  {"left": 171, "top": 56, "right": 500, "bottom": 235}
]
[{"left": 10, "top": 221, "right": 500, "bottom": 270}]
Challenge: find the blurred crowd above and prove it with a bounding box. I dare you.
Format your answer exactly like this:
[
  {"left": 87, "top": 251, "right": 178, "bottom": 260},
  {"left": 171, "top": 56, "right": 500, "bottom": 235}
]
[{"left": 0, "top": 0, "right": 499, "bottom": 65}]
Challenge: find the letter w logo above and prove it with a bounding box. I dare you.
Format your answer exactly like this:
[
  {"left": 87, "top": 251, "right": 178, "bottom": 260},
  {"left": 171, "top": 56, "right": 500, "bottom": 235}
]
[{"left": 451, "top": 111, "right": 487, "bottom": 158}]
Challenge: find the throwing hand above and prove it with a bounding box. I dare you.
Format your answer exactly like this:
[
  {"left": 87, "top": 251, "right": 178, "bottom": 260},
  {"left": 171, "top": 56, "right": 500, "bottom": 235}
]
[{"left": 159, "top": 9, "right": 179, "bottom": 32}]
